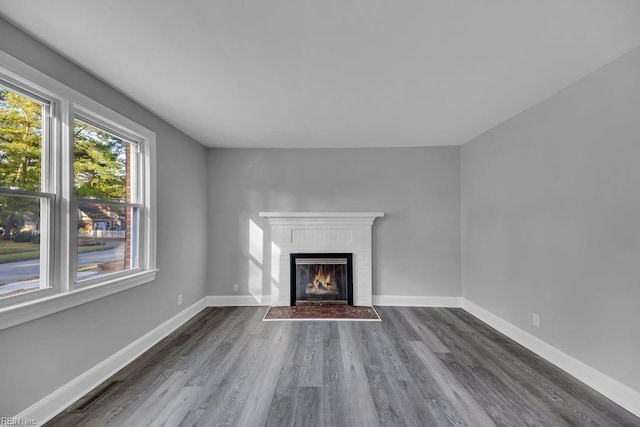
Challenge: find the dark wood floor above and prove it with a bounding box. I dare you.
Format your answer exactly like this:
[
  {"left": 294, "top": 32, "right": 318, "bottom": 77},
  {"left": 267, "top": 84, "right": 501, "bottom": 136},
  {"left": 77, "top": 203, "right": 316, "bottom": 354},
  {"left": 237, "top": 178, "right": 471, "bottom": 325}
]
[{"left": 46, "top": 306, "right": 640, "bottom": 426}]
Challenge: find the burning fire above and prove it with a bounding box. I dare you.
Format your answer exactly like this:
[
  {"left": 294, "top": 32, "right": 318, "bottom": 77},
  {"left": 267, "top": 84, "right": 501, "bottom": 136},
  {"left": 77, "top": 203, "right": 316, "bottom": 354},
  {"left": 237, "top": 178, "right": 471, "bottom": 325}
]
[
  {"left": 306, "top": 265, "right": 336, "bottom": 294},
  {"left": 313, "top": 265, "right": 332, "bottom": 288}
]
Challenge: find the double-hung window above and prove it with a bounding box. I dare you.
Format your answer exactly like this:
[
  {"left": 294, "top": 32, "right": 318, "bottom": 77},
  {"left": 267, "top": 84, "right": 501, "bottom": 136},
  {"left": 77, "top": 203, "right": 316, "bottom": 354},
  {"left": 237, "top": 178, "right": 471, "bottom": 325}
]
[
  {"left": 0, "top": 52, "right": 157, "bottom": 329},
  {"left": 73, "top": 115, "right": 143, "bottom": 285},
  {"left": 0, "top": 81, "right": 55, "bottom": 299}
]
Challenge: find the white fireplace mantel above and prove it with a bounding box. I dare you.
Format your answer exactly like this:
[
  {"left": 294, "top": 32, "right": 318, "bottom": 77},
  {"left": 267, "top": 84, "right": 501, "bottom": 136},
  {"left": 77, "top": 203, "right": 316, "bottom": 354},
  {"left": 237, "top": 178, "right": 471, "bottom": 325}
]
[
  {"left": 260, "top": 211, "right": 383, "bottom": 223},
  {"left": 259, "top": 212, "right": 384, "bottom": 306}
]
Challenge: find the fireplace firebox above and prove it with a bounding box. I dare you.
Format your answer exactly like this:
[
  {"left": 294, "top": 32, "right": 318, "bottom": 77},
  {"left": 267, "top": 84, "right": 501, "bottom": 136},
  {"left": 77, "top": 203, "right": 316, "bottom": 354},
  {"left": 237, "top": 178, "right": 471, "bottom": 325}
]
[{"left": 290, "top": 253, "right": 353, "bottom": 306}]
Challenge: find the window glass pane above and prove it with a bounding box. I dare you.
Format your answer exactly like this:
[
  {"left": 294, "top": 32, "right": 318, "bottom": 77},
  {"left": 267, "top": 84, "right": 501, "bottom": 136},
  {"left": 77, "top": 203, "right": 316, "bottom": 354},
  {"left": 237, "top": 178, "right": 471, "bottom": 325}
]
[
  {"left": 77, "top": 202, "right": 138, "bottom": 281},
  {"left": 0, "top": 194, "right": 44, "bottom": 299},
  {"left": 0, "top": 85, "right": 44, "bottom": 192},
  {"left": 73, "top": 119, "right": 136, "bottom": 202}
]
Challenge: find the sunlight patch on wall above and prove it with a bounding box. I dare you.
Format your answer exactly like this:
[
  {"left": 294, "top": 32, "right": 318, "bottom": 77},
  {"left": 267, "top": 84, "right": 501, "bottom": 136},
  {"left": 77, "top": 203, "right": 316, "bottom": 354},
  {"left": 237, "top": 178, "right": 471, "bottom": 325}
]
[
  {"left": 248, "top": 258, "right": 262, "bottom": 298},
  {"left": 249, "top": 219, "right": 263, "bottom": 265}
]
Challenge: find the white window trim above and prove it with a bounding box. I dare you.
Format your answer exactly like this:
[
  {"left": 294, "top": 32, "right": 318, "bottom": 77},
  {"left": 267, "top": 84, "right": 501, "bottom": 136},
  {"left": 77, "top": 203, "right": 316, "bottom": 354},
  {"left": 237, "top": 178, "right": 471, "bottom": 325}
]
[
  {"left": 72, "top": 110, "right": 146, "bottom": 287},
  {"left": 0, "top": 50, "right": 158, "bottom": 331}
]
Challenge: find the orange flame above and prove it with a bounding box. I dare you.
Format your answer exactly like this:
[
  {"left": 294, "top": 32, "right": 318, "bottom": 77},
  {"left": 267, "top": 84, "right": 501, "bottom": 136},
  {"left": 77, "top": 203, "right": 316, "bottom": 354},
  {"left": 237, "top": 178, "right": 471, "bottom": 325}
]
[{"left": 313, "top": 265, "right": 332, "bottom": 287}]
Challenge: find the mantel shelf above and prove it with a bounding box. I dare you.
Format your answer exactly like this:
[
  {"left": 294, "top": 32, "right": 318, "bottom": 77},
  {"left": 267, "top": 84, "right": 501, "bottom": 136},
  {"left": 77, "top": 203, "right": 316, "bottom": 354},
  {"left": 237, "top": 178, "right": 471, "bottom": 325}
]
[{"left": 259, "top": 212, "right": 384, "bottom": 221}]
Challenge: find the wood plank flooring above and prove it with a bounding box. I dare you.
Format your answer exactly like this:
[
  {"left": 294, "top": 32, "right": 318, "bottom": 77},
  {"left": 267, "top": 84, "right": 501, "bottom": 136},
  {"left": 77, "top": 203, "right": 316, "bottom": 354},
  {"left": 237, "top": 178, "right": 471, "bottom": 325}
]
[{"left": 46, "top": 307, "right": 640, "bottom": 426}]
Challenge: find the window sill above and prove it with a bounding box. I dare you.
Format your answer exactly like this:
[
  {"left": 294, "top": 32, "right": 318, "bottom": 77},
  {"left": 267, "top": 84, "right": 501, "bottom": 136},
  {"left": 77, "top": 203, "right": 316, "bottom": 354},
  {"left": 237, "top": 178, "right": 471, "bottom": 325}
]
[{"left": 0, "top": 269, "right": 158, "bottom": 331}]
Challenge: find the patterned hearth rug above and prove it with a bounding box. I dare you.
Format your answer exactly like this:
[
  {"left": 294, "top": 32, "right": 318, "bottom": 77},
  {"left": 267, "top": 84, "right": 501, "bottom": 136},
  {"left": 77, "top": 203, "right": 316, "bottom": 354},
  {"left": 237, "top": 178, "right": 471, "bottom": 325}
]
[{"left": 263, "top": 305, "right": 381, "bottom": 321}]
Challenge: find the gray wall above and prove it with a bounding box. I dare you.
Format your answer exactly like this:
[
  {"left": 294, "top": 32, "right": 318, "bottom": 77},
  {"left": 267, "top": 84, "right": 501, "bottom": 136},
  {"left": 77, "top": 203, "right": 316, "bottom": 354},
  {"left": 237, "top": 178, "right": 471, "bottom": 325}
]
[
  {"left": 0, "top": 19, "right": 209, "bottom": 415},
  {"left": 461, "top": 46, "right": 640, "bottom": 391},
  {"left": 207, "top": 147, "right": 461, "bottom": 299}
]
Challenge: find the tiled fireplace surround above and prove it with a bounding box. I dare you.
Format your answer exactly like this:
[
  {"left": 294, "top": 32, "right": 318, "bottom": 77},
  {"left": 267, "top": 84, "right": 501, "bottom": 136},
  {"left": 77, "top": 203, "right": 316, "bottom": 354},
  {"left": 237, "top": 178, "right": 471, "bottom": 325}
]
[{"left": 259, "top": 212, "right": 384, "bottom": 307}]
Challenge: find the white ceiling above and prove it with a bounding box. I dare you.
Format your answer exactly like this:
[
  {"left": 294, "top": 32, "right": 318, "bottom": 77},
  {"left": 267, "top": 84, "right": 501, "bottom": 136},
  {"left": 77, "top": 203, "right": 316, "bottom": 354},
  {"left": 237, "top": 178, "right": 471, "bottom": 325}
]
[{"left": 2, "top": 1, "right": 640, "bottom": 148}]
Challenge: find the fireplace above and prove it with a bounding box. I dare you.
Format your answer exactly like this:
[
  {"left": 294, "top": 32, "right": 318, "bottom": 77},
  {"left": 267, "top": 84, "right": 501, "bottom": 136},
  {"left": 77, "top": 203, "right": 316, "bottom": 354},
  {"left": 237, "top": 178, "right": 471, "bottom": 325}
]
[
  {"left": 260, "top": 212, "right": 383, "bottom": 306},
  {"left": 290, "top": 253, "right": 353, "bottom": 306}
]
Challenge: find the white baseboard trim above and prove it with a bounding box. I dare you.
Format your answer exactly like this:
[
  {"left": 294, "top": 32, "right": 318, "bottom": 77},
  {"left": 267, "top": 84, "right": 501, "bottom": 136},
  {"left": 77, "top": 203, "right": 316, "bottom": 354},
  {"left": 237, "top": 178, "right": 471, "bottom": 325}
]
[
  {"left": 462, "top": 299, "right": 640, "bottom": 418},
  {"left": 15, "top": 297, "right": 208, "bottom": 424},
  {"left": 373, "top": 295, "right": 462, "bottom": 307},
  {"left": 206, "top": 295, "right": 271, "bottom": 306}
]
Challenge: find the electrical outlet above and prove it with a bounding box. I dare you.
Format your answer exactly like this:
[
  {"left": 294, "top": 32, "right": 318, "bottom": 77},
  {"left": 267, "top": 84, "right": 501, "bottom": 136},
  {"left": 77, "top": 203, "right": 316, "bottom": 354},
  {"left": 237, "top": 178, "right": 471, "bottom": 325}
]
[
  {"left": 233, "top": 283, "right": 239, "bottom": 292},
  {"left": 177, "top": 294, "right": 183, "bottom": 306},
  {"left": 532, "top": 312, "right": 540, "bottom": 328}
]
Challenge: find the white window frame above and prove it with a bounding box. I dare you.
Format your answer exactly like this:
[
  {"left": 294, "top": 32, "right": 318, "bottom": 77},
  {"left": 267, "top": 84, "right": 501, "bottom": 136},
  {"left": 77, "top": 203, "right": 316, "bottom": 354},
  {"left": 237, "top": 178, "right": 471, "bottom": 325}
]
[
  {"left": 0, "top": 50, "right": 157, "bottom": 330},
  {"left": 72, "top": 109, "right": 146, "bottom": 287}
]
